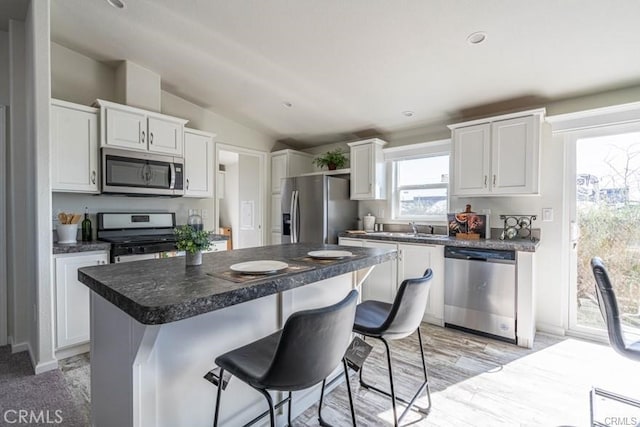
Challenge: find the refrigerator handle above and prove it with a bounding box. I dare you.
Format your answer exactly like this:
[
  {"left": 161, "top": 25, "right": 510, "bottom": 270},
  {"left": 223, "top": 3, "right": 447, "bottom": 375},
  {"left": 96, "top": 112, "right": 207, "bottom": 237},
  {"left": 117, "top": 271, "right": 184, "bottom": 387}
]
[{"left": 291, "top": 190, "right": 299, "bottom": 243}]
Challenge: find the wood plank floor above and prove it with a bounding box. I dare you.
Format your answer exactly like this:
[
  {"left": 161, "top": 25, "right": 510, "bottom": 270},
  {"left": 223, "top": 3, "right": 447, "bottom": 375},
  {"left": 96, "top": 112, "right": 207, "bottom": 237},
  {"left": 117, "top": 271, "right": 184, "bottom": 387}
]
[
  {"left": 56, "top": 323, "right": 640, "bottom": 426},
  {"left": 296, "top": 323, "right": 640, "bottom": 426}
]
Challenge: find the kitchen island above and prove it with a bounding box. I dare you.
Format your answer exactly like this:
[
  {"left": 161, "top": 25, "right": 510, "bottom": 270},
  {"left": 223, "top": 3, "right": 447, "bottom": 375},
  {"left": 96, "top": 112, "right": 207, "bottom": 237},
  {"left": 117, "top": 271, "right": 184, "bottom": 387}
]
[{"left": 78, "top": 243, "right": 396, "bottom": 427}]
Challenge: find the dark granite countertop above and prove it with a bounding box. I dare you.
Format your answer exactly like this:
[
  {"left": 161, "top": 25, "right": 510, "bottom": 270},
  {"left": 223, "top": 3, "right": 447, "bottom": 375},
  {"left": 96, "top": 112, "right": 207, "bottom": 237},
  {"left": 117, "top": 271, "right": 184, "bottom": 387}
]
[
  {"left": 78, "top": 243, "right": 396, "bottom": 325},
  {"left": 338, "top": 232, "right": 540, "bottom": 252},
  {"left": 52, "top": 234, "right": 227, "bottom": 255},
  {"left": 53, "top": 241, "right": 112, "bottom": 255}
]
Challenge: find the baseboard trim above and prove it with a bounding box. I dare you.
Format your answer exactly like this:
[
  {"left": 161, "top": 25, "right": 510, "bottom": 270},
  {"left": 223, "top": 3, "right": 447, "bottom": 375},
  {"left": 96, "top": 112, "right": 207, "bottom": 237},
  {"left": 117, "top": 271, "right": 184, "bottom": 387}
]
[
  {"left": 535, "top": 323, "right": 566, "bottom": 337},
  {"left": 10, "top": 340, "right": 29, "bottom": 354},
  {"left": 35, "top": 358, "right": 59, "bottom": 374},
  {"left": 55, "top": 343, "right": 89, "bottom": 360}
]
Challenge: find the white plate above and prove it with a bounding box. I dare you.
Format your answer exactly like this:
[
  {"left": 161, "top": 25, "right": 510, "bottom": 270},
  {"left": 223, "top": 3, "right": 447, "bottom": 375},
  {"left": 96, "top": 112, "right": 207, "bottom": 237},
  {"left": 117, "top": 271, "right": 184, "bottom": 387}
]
[
  {"left": 230, "top": 260, "right": 289, "bottom": 274},
  {"left": 307, "top": 250, "right": 353, "bottom": 259}
]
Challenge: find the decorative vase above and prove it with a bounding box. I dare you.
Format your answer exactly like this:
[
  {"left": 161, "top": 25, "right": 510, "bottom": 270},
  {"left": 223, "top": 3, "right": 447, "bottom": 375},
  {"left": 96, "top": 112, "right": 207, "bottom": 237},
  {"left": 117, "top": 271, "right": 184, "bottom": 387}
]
[{"left": 185, "top": 251, "right": 202, "bottom": 266}]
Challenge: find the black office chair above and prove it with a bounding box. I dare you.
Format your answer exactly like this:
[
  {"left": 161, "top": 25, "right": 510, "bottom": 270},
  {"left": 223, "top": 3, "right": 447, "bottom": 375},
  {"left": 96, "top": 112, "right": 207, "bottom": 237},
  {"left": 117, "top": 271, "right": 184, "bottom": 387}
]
[
  {"left": 353, "top": 268, "right": 433, "bottom": 427},
  {"left": 590, "top": 257, "right": 640, "bottom": 426},
  {"left": 209, "top": 289, "right": 359, "bottom": 427}
]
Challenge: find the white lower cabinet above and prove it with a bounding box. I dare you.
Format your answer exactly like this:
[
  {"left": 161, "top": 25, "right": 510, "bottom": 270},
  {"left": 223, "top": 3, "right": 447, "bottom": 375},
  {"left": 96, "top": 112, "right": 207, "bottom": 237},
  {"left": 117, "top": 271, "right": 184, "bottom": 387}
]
[
  {"left": 339, "top": 237, "right": 444, "bottom": 325},
  {"left": 398, "top": 243, "right": 444, "bottom": 325},
  {"left": 362, "top": 241, "right": 398, "bottom": 303},
  {"left": 54, "top": 251, "right": 109, "bottom": 349},
  {"left": 203, "top": 241, "right": 227, "bottom": 253}
]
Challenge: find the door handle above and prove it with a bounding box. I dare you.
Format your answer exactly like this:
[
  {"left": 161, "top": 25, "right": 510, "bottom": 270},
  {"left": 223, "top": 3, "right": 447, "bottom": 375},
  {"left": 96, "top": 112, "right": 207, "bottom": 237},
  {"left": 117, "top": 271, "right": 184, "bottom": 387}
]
[
  {"left": 186, "top": 178, "right": 190, "bottom": 190},
  {"left": 150, "top": 132, "right": 154, "bottom": 144},
  {"left": 291, "top": 190, "right": 299, "bottom": 243},
  {"left": 484, "top": 175, "right": 487, "bottom": 187},
  {"left": 493, "top": 174, "right": 496, "bottom": 186},
  {"left": 91, "top": 170, "right": 96, "bottom": 184},
  {"left": 141, "top": 130, "right": 145, "bottom": 143}
]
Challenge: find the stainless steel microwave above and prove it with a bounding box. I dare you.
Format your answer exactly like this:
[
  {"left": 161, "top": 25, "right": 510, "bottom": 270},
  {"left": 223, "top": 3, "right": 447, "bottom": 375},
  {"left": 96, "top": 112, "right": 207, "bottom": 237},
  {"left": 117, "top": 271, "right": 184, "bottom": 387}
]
[{"left": 101, "top": 148, "right": 184, "bottom": 196}]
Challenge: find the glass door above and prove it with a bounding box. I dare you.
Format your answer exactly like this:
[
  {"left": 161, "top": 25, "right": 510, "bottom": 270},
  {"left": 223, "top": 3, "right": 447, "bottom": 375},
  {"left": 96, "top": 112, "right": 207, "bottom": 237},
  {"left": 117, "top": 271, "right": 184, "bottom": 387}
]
[{"left": 568, "top": 123, "right": 640, "bottom": 338}]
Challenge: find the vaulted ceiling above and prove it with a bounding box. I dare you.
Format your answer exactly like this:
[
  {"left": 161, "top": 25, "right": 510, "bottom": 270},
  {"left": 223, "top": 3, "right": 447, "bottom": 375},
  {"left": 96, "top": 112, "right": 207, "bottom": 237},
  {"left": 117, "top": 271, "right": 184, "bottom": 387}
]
[{"left": 51, "top": 0, "right": 640, "bottom": 146}]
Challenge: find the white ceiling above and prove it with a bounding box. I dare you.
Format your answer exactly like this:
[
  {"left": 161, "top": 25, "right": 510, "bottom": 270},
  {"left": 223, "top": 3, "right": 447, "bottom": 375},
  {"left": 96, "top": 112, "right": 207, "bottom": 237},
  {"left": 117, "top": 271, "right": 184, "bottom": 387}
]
[
  {"left": 51, "top": 0, "right": 640, "bottom": 146},
  {"left": 0, "top": 0, "right": 28, "bottom": 31}
]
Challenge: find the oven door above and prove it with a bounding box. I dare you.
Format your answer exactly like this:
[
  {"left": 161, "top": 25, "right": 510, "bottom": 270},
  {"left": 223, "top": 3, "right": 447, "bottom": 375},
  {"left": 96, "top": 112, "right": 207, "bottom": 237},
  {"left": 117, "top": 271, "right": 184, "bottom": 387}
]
[{"left": 102, "top": 148, "right": 183, "bottom": 196}]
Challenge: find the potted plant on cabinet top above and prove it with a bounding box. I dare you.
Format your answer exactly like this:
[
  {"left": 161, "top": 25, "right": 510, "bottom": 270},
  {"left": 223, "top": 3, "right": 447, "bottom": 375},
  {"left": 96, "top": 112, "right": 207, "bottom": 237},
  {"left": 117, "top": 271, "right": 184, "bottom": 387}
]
[
  {"left": 174, "top": 224, "right": 211, "bottom": 266},
  {"left": 313, "top": 148, "right": 348, "bottom": 171}
]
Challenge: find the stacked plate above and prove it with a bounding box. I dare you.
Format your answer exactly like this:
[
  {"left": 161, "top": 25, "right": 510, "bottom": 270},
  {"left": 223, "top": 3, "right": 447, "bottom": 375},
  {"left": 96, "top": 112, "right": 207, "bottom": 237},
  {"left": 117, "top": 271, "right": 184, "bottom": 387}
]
[
  {"left": 307, "top": 250, "right": 353, "bottom": 259},
  {"left": 230, "top": 260, "right": 288, "bottom": 275}
]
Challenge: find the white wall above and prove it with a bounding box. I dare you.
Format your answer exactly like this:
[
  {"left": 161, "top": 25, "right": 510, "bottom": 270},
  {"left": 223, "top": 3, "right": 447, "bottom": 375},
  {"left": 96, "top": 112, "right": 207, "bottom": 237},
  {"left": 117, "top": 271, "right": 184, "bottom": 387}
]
[
  {"left": 7, "top": 18, "right": 29, "bottom": 354},
  {"left": 161, "top": 91, "right": 274, "bottom": 153},
  {"left": 0, "top": 31, "right": 9, "bottom": 106},
  {"left": 50, "top": 42, "right": 116, "bottom": 105}
]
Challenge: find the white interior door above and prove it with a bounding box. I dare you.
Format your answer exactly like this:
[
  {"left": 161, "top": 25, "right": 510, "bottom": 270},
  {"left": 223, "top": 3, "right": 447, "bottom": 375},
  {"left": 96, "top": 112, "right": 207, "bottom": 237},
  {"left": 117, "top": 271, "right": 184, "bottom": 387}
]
[
  {"left": 567, "top": 121, "right": 640, "bottom": 340},
  {"left": 0, "top": 106, "right": 6, "bottom": 345},
  {"left": 215, "top": 144, "right": 267, "bottom": 250}
]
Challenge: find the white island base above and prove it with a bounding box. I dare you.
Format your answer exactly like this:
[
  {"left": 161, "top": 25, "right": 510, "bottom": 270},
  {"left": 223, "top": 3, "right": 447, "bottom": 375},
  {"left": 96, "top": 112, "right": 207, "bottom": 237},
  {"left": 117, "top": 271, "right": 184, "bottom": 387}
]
[{"left": 90, "top": 272, "right": 365, "bottom": 427}]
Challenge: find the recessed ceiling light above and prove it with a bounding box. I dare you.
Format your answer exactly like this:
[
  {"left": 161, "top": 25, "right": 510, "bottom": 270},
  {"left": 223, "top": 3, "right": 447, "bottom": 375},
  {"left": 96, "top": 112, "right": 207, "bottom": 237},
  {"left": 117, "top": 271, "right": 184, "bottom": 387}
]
[
  {"left": 467, "top": 31, "right": 487, "bottom": 45},
  {"left": 403, "top": 111, "right": 414, "bottom": 117},
  {"left": 106, "top": 0, "right": 126, "bottom": 9},
  {"left": 283, "top": 101, "right": 293, "bottom": 108}
]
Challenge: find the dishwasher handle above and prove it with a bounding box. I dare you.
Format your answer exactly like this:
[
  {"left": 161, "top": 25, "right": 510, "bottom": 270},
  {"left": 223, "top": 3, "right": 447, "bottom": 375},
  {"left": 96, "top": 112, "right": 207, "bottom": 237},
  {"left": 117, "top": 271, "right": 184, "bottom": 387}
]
[{"left": 444, "top": 246, "right": 516, "bottom": 263}]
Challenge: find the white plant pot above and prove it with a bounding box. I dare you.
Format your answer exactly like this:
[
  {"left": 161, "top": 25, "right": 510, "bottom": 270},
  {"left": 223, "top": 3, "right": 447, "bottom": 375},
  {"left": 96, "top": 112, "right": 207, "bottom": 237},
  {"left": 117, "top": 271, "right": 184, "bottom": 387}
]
[{"left": 57, "top": 224, "right": 78, "bottom": 244}]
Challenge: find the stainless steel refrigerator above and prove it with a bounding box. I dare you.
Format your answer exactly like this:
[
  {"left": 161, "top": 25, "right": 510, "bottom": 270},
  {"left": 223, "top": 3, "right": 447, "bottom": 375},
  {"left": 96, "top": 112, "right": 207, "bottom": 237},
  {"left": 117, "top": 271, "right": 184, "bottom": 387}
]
[{"left": 281, "top": 175, "right": 358, "bottom": 244}]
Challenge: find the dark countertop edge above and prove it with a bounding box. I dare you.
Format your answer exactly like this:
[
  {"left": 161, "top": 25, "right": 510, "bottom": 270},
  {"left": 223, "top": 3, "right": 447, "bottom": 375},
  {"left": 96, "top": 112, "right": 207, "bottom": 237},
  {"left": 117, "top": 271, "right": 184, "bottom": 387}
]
[
  {"left": 53, "top": 241, "right": 112, "bottom": 255},
  {"left": 338, "top": 232, "right": 540, "bottom": 252},
  {"left": 52, "top": 234, "right": 228, "bottom": 255},
  {"left": 78, "top": 249, "right": 397, "bottom": 325}
]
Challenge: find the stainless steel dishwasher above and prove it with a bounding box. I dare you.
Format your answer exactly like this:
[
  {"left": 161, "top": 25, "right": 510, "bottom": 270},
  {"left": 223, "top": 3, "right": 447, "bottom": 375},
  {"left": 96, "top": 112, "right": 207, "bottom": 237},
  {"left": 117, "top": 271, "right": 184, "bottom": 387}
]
[{"left": 444, "top": 246, "right": 517, "bottom": 343}]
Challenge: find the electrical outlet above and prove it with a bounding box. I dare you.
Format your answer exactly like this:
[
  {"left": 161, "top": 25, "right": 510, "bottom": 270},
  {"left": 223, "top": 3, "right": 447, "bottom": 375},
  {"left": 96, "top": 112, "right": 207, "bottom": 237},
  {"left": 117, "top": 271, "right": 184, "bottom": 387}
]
[
  {"left": 202, "top": 209, "right": 208, "bottom": 219},
  {"left": 542, "top": 208, "right": 553, "bottom": 222}
]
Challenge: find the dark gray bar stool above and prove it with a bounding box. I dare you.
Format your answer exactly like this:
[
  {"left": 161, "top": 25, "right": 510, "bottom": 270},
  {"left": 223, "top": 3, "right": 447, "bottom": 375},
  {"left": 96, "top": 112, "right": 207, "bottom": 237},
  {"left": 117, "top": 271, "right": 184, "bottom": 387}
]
[
  {"left": 353, "top": 268, "right": 433, "bottom": 427},
  {"left": 209, "top": 290, "right": 359, "bottom": 427},
  {"left": 590, "top": 258, "right": 640, "bottom": 426}
]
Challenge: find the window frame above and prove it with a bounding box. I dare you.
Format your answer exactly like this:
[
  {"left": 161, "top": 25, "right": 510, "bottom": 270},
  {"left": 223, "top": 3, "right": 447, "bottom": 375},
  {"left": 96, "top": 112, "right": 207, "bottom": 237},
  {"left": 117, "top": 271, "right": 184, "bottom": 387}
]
[{"left": 390, "top": 151, "right": 450, "bottom": 223}]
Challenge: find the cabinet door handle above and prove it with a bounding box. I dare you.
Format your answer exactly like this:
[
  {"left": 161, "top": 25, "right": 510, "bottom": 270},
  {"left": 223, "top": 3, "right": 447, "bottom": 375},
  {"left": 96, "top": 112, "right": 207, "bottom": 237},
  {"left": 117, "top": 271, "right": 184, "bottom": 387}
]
[
  {"left": 150, "top": 132, "right": 154, "bottom": 144},
  {"left": 186, "top": 178, "right": 190, "bottom": 190},
  {"left": 91, "top": 171, "right": 96, "bottom": 184},
  {"left": 493, "top": 174, "right": 496, "bottom": 186},
  {"left": 484, "top": 175, "right": 487, "bottom": 187},
  {"left": 141, "top": 130, "right": 146, "bottom": 143}
]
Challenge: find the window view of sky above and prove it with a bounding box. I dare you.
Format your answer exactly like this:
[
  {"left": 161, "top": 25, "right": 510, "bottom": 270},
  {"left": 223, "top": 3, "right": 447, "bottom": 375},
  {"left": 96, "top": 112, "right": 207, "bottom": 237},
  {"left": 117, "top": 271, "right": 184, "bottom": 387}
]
[{"left": 577, "top": 132, "right": 640, "bottom": 203}]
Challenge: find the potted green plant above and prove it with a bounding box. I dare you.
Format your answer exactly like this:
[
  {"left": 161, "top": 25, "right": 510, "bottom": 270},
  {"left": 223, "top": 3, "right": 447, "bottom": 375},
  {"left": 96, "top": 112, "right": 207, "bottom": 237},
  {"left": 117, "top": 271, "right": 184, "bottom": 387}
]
[
  {"left": 174, "top": 224, "right": 211, "bottom": 266},
  {"left": 313, "top": 148, "right": 348, "bottom": 171}
]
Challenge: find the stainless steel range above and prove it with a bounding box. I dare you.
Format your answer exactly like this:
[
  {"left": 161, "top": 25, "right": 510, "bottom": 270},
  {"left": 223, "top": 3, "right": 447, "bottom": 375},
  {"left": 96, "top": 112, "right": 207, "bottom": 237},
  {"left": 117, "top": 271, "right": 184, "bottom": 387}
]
[{"left": 97, "top": 212, "right": 181, "bottom": 263}]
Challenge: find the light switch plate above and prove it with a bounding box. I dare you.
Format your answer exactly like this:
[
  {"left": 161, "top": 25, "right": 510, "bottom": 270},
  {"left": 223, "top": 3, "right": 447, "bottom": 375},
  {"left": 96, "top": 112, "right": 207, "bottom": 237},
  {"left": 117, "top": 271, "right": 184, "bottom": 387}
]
[{"left": 542, "top": 208, "right": 553, "bottom": 222}]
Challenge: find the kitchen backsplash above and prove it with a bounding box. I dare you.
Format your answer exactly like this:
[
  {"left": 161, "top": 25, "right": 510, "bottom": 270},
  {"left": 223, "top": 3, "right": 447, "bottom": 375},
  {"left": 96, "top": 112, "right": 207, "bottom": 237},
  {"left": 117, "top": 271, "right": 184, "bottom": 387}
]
[{"left": 52, "top": 193, "right": 215, "bottom": 240}]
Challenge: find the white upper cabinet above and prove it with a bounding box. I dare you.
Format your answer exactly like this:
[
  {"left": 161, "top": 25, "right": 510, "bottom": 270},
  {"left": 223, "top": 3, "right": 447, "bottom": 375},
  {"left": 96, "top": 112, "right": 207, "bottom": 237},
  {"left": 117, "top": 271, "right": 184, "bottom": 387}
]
[
  {"left": 51, "top": 99, "right": 100, "bottom": 193},
  {"left": 449, "top": 109, "right": 544, "bottom": 196},
  {"left": 147, "top": 116, "right": 183, "bottom": 155},
  {"left": 270, "top": 149, "right": 314, "bottom": 194},
  {"left": 184, "top": 129, "right": 215, "bottom": 198},
  {"left": 348, "top": 138, "right": 387, "bottom": 200},
  {"left": 97, "top": 99, "right": 188, "bottom": 156}
]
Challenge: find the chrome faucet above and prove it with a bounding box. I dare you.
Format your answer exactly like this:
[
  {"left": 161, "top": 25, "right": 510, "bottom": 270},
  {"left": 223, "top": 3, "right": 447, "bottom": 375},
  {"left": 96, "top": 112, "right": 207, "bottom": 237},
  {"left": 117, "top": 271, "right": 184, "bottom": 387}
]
[{"left": 409, "top": 221, "right": 418, "bottom": 235}]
